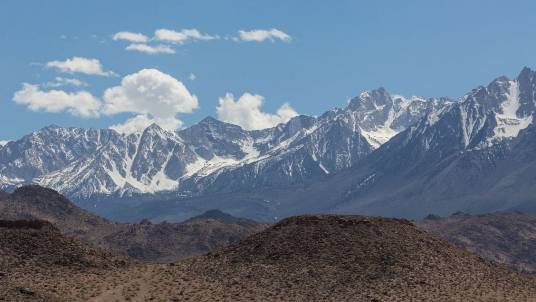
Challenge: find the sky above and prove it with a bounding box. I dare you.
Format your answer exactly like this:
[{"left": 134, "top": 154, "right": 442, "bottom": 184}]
[{"left": 1, "top": 0, "right": 536, "bottom": 140}]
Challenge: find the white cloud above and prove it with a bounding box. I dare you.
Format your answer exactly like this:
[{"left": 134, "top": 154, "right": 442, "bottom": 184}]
[
  {"left": 12, "top": 83, "right": 101, "bottom": 118},
  {"left": 125, "top": 43, "right": 175, "bottom": 55},
  {"left": 44, "top": 77, "right": 88, "bottom": 88},
  {"left": 238, "top": 29, "right": 292, "bottom": 42},
  {"left": 216, "top": 92, "right": 298, "bottom": 130},
  {"left": 13, "top": 68, "right": 199, "bottom": 132},
  {"left": 154, "top": 28, "right": 218, "bottom": 44},
  {"left": 109, "top": 114, "right": 155, "bottom": 134},
  {"left": 103, "top": 69, "right": 198, "bottom": 131},
  {"left": 46, "top": 57, "right": 116, "bottom": 77},
  {"left": 188, "top": 73, "right": 196, "bottom": 80},
  {"left": 112, "top": 31, "right": 149, "bottom": 43}
]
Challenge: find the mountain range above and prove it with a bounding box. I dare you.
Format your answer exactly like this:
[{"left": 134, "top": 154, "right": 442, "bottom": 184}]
[{"left": 1, "top": 67, "right": 535, "bottom": 221}]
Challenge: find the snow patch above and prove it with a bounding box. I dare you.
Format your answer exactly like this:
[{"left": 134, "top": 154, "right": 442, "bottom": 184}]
[
  {"left": 318, "top": 162, "right": 330, "bottom": 174},
  {"left": 491, "top": 81, "right": 533, "bottom": 142},
  {"left": 0, "top": 175, "right": 25, "bottom": 186},
  {"left": 359, "top": 105, "right": 398, "bottom": 148}
]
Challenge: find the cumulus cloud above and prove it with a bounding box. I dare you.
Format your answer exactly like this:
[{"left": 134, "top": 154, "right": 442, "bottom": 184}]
[
  {"left": 46, "top": 57, "right": 116, "bottom": 77},
  {"left": 110, "top": 115, "right": 182, "bottom": 134},
  {"left": 112, "top": 31, "right": 149, "bottom": 43},
  {"left": 216, "top": 93, "right": 298, "bottom": 130},
  {"left": 125, "top": 43, "right": 175, "bottom": 55},
  {"left": 102, "top": 69, "right": 198, "bottom": 131},
  {"left": 109, "top": 114, "right": 155, "bottom": 134},
  {"left": 12, "top": 83, "right": 101, "bottom": 117},
  {"left": 44, "top": 77, "right": 88, "bottom": 88},
  {"left": 154, "top": 28, "right": 218, "bottom": 44},
  {"left": 237, "top": 29, "right": 292, "bottom": 42},
  {"left": 13, "top": 68, "right": 199, "bottom": 133}
]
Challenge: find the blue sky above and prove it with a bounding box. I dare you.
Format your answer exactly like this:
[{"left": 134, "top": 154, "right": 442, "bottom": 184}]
[{"left": 1, "top": 0, "right": 536, "bottom": 140}]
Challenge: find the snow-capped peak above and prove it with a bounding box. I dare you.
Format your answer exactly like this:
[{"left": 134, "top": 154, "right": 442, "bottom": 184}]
[{"left": 346, "top": 88, "right": 452, "bottom": 148}]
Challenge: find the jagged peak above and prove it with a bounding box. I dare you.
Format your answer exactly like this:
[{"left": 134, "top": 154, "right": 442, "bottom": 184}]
[
  {"left": 348, "top": 87, "right": 392, "bottom": 110},
  {"left": 184, "top": 116, "right": 246, "bottom": 135},
  {"left": 358, "top": 87, "right": 390, "bottom": 99},
  {"left": 143, "top": 123, "right": 166, "bottom": 134},
  {"left": 42, "top": 124, "right": 62, "bottom": 130},
  {"left": 491, "top": 75, "right": 511, "bottom": 84},
  {"left": 518, "top": 66, "right": 535, "bottom": 80},
  {"left": 199, "top": 116, "right": 223, "bottom": 125},
  {"left": 139, "top": 123, "right": 179, "bottom": 142},
  {"left": 198, "top": 116, "right": 245, "bottom": 131}
]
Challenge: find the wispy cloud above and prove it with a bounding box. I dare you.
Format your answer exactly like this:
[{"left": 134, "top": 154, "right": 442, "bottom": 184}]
[
  {"left": 237, "top": 29, "right": 292, "bottom": 42},
  {"left": 153, "top": 28, "right": 219, "bottom": 44},
  {"left": 110, "top": 28, "right": 291, "bottom": 56},
  {"left": 45, "top": 57, "right": 116, "bottom": 77},
  {"left": 44, "top": 77, "right": 88, "bottom": 88},
  {"left": 125, "top": 43, "right": 175, "bottom": 55},
  {"left": 112, "top": 31, "right": 149, "bottom": 43}
]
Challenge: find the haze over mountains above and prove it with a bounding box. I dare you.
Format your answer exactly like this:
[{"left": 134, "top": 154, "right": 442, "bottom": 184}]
[{"left": 1, "top": 67, "right": 535, "bottom": 221}]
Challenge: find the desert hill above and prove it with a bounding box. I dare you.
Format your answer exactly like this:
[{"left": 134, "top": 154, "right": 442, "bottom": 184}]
[
  {"left": 90, "top": 215, "right": 536, "bottom": 301},
  {"left": 0, "top": 185, "right": 265, "bottom": 262},
  {"left": 0, "top": 220, "right": 128, "bottom": 301},
  {"left": 102, "top": 210, "right": 266, "bottom": 261}
]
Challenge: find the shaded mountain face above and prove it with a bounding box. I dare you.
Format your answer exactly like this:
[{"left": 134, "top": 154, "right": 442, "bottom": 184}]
[
  {"left": 88, "top": 215, "right": 536, "bottom": 301},
  {"left": 0, "top": 89, "right": 450, "bottom": 200},
  {"left": 417, "top": 212, "right": 536, "bottom": 273},
  {"left": 0, "top": 185, "right": 265, "bottom": 262},
  {"left": 278, "top": 67, "right": 536, "bottom": 219}
]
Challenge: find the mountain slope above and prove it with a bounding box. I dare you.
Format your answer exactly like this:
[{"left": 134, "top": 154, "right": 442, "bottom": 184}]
[{"left": 282, "top": 67, "right": 536, "bottom": 219}]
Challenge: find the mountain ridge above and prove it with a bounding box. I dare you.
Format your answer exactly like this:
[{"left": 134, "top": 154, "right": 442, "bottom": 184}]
[
  {"left": 2, "top": 67, "right": 536, "bottom": 222},
  {"left": 0, "top": 86, "right": 450, "bottom": 200}
]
